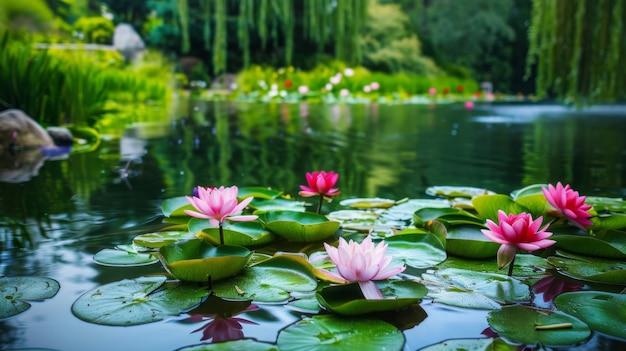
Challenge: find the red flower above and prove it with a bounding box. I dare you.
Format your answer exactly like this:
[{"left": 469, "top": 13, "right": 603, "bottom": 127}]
[
  {"left": 456, "top": 85, "right": 464, "bottom": 93},
  {"left": 442, "top": 88, "right": 450, "bottom": 95},
  {"left": 284, "top": 80, "right": 293, "bottom": 88}
]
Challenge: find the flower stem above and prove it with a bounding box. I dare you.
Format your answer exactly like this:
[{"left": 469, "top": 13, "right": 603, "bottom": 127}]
[
  {"left": 219, "top": 224, "right": 224, "bottom": 246},
  {"left": 316, "top": 194, "right": 323, "bottom": 214},
  {"left": 507, "top": 254, "right": 516, "bottom": 277}
]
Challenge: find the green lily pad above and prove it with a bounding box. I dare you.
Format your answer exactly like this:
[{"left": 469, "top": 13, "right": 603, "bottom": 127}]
[
  {"left": 287, "top": 292, "right": 320, "bottom": 313},
  {"left": 177, "top": 339, "right": 278, "bottom": 351},
  {"left": 586, "top": 196, "right": 626, "bottom": 213},
  {"left": 555, "top": 291, "right": 626, "bottom": 339},
  {"left": 421, "top": 268, "right": 530, "bottom": 309},
  {"left": 339, "top": 197, "right": 397, "bottom": 209},
  {"left": 211, "top": 255, "right": 317, "bottom": 302},
  {"left": 276, "top": 315, "right": 404, "bottom": 351},
  {"left": 257, "top": 211, "right": 340, "bottom": 242},
  {"left": 190, "top": 219, "right": 277, "bottom": 247},
  {"left": 162, "top": 196, "right": 194, "bottom": 217},
  {"left": 419, "top": 338, "right": 518, "bottom": 351},
  {"left": 238, "top": 186, "right": 284, "bottom": 200},
  {"left": 510, "top": 184, "right": 547, "bottom": 199},
  {"left": 326, "top": 210, "right": 378, "bottom": 231},
  {"left": 437, "top": 254, "right": 551, "bottom": 277},
  {"left": 71, "top": 276, "right": 208, "bottom": 326},
  {"left": 590, "top": 215, "right": 626, "bottom": 231},
  {"left": 93, "top": 246, "right": 158, "bottom": 266},
  {"left": 426, "top": 186, "right": 495, "bottom": 199},
  {"left": 133, "top": 231, "right": 196, "bottom": 249},
  {"left": 413, "top": 207, "right": 483, "bottom": 227},
  {"left": 316, "top": 280, "right": 427, "bottom": 315},
  {"left": 487, "top": 305, "right": 590, "bottom": 346},
  {"left": 0, "top": 276, "right": 60, "bottom": 318},
  {"left": 445, "top": 225, "right": 499, "bottom": 258},
  {"left": 159, "top": 239, "right": 252, "bottom": 282},
  {"left": 553, "top": 232, "right": 626, "bottom": 259},
  {"left": 382, "top": 199, "right": 451, "bottom": 222},
  {"left": 547, "top": 256, "right": 626, "bottom": 285},
  {"left": 472, "top": 194, "right": 530, "bottom": 221},
  {"left": 250, "top": 198, "right": 306, "bottom": 212},
  {"left": 385, "top": 233, "right": 447, "bottom": 269}
]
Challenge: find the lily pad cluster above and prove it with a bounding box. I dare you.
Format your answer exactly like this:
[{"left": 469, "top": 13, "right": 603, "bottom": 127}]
[{"left": 10, "top": 183, "right": 624, "bottom": 350}]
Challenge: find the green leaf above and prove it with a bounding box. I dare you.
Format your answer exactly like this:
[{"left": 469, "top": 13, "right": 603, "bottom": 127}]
[
  {"left": 555, "top": 291, "right": 626, "bottom": 339},
  {"left": 71, "top": 276, "right": 208, "bottom": 326},
  {"left": 437, "top": 254, "right": 551, "bottom": 277},
  {"left": 316, "top": 280, "right": 427, "bottom": 315},
  {"left": 177, "top": 339, "right": 278, "bottom": 351},
  {"left": 327, "top": 210, "right": 379, "bottom": 232},
  {"left": 510, "top": 184, "right": 547, "bottom": 199},
  {"left": 211, "top": 255, "right": 317, "bottom": 302},
  {"left": 250, "top": 198, "right": 307, "bottom": 212},
  {"left": 419, "top": 338, "right": 518, "bottom": 351},
  {"left": 0, "top": 276, "right": 60, "bottom": 318},
  {"left": 413, "top": 207, "right": 483, "bottom": 227},
  {"left": 383, "top": 199, "right": 450, "bottom": 222},
  {"left": 472, "top": 194, "right": 529, "bottom": 221},
  {"left": 339, "top": 197, "right": 397, "bottom": 209},
  {"left": 445, "top": 225, "right": 499, "bottom": 258},
  {"left": 586, "top": 196, "right": 626, "bottom": 213},
  {"left": 421, "top": 268, "right": 530, "bottom": 309},
  {"left": 553, "top": 232, "right": 626, "bottom": 259},
  {"left": 159, "top": 239, "right": 252, "bottom": 282},
  {"left": 547, "top": 256, "right": 626, "bottom": 284},
  {"left": 258, "top": 211, "right": 340, "bottom": 242},
  {"left": 514, "top": 193, "right": 550, "bottom": 219},
  {"left": 238, "top": 186, "right": 284, "bottom": 200},
  {"left": 276, "top": 315, "right": 404, "bottom": 351},
  {"left": 161, "top": 196, "right": 194, "bottom": 217},
  {"left": 487, "top": 305, "right": 590, "bottom": 346},
  {"left": 385, "top": 233, "right": 447, "bottom": 268},
  {"left": 190, "top": 219, "right": 277, "bottom": 247},
  {"left": 426, "top": 186, "right": 495, "bottom": 199},
  {"left": 93, "top": 247, "right": 158, "bottom": 266},
  {"left": 133, "top": 230, "right": 196, "bottom": 249},
  {"left": 590, "top": 215, "right": 626, "bottom": 231}
]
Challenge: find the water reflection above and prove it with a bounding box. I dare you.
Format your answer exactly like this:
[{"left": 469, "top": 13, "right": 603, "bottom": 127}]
[{"left": 184, "top": 295, "right": 259, "bottom": 342}]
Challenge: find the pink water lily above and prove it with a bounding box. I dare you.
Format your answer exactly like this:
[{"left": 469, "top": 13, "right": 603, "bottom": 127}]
[
  {"left": 299, "top": 171, "right": 340, "bottom": 213},
  {"left": 542, "top": 182, "right": 592, "bottom": 230},
  {"left": 323, "top": 236, "right": 406, "bottom": 299},
  {"left": 481, "top": 210, "right": 555, "bottom": 275},
  {"left": 185, "top": 186, "right": 258, "bottom": 244}
]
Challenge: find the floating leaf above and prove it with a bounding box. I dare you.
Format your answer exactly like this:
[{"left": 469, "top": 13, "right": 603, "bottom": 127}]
[
  {"left": 510, "top": 184, "right": 547, "bottom": 199},
  {"left": 413, "top": 207, "right": 483, "bottom": 227},
  {"left": 159, "top": 239, "right": 252, "bottom": 282},
  {"left": 553, "top": 232, "right": 626, "bottom": 259},
  {"left": 250, "top": 198, "right": 306, "bottom": 212},
  {"left": 238, "top": 186, "right": 284, "bottom": 200},
  {"left": 162, "top": 196, "right": 194, "bottom": 217},
  {"left": 71, "top": 276, "right": 208, "bottom": 326},
  {"left": 93, "top": 247, "right": 158, "bottom": 266},
  {"left": 555, "top": 291, "right": 626, "bottom": 339},
  {"left": 258, "top": 211, "right": 340, "bottom": 242},
  {"left": 385, "top": 233, "right": 447, "bottom": 269},
  {"left": 586, "top": 196, "right": 626, "bottom": 213},
  {"left": 211, "top": 255, "right": 317, "bottom": 302},
  {"left": 133, "top": 231, "right": 196, "bottom": 249},
  {"left": 276, "top": 315, "right": 404, "bottom": 351},
  {"left": 316, "top": 280, "right": 427, "bottom": 315},
  {"left": 0, "top": 276, "right": 60, "bottom": 318},
  {"left": 421, "top": 268, "right": 530, "bottom": 309},
  {"left": 487, "top": 305, "right": 590, "bottom": 346},
  {"left": 445, "top": 225, "right": 499, "bottom": 259},
  {"left": 190, "top": 219, "right": 277, "bottom": 247},
  {"left": 176, "top": 339, "right": 278, "bottom": 351},
  {"left": 472, "top": 194, "right": 530, "bottom": 221},
  {"left": 426, "top": 186, "right": 495, "bottom": 199},
  {"left": 547, "top": 256, "right": 626, "bottom": 285},
  {"left": 383, "top": 199, "right": 450, "bottom": 222},
  {"left": 419, "top": 338, "right": 518, "bottom": 351},
  {"left": 590, "top": 215, "right": 626, "bottom": 231},
  {"left": 437, "top": 254, "right": 551, "bottom": 277},
  {"left": 339, "top": 197, "right": 397, "bottom": 209}
]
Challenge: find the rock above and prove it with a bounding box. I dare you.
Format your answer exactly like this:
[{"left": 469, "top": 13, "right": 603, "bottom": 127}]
[
  {"left": 113, "top": 23, "right": 146, "bottom": 62},
  {"left": 0, "top": 109, "right": 55, "bottom": 154}
]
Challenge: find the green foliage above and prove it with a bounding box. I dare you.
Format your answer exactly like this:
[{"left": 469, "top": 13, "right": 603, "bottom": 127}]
[
  {"left": 72, "top": 16, "right": 115, "bottom": 44},
  {"left": 0, "top": 0, "right": 54, "bottom": 33}
]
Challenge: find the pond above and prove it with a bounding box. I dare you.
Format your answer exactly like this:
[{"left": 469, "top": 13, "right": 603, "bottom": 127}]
[{"left": 1, "top": 101, "right": 625, "bottom": 351}]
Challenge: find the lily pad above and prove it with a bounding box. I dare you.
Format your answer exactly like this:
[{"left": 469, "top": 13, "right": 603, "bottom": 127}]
[
  {"left": 316, "top": 280, "right": 427, "bottom": 315},
  {"left": 547, "top": 256, "right": 626, "bottom": 285},
  {"left": 133, "top": 231, "right": 196, "bottom": 249},
  {"left": 419, "top": 338, "right": 518, "bottom": 351},
  {"left": 590, "top": 215, "right": 626, "bottom": 231},
  {"left": 437, "top": 254, "right": 551, "bottom": 277},
  {"left": 413, "top": 207, "right": 483, "bottom": 227},
  {"left": 426, "top": 186, "right": 495, "bottom": 199},
  {"left": 487, "top": 305, "right": 590, "bottom": 346},
  {"left": 586, "top": 196, "right": 626, "bottom": 213},
  {"left": 385, "top": 233, "right": 447, "bottom": 269},
  {"left": 257, "top": 211, "right": 340, "bottom": 242},
  {"left": 553, "top": 232, "right": 626, "bottom": 259},
  {"left": 176, "top": 339, "right": 278, "bottom": 351},
  {"left": 250, "top": 198, "right": 306, "bottom": 212},
  {"left": 190, "top": 219, "right": 277, "bottom": 247},
  {"left": 211, "top": 255, "right": 317, "bottom": 302},
  {"left": 93, "top": 246, "right": 158, "bottom": 266},
  {"left": 162, "top": 196, "right": 194, "bottom": 217},
  {"left": 383, "top": 199, "right": 450, "bottom": 222},
  {"left": 159, "top": 239, "right": 253, "bottom": 282},
  {"left": 339, "top": 197, "right": 397, "bottom": 209},
  {"left": 0, "top": 276, "right": 60, "bottom": 318},
  {"left": 421, "top": 268, "right": 530, "bottom": 309},
  {"left": 72, "top": 275, "right": 208, "bottom": 326},
  {"left": 276, "top": 315, "right": 405, "bottom": 351},
  {"left": 445, "top": 225, "right": 499, "bottom": 259},
  {"left": 238, "top": 186, "right": 284, "bottom": 200},
  {"left": 510, "top": 184, "right": 547, "bottom": 199},
  {"left": 472, "top": 194, "right": 530, "bottom": 221},
  {"left": 554, "top": 291, "right": 626, "bottom": 339}
]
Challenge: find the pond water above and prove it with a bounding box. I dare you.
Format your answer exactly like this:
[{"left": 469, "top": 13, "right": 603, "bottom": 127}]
[{"left": 1, "top": 101, "right": 625, "bottom": 350}]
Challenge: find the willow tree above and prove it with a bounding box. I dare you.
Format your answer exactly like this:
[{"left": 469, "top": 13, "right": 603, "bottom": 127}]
[
  {"left": 174, "top": 0, "right": 368, "bottom": 75},
  {"left": 527, "top": 0, "right": 625, "bottom": 104}
]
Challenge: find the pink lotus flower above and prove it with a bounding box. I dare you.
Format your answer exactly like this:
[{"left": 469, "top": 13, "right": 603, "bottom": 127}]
[
  {"left": 481, "top": 210, "right": 555, "bottom": 275},
  {"left": 370, "top": 82, "right": 380, "bottom": 90},
  {"left": 428, "top": 87, "right": 437, "bottom": 95},
  {"left": 464, "top": 101, "right": 475, "bottom": 110},
  {"left": 187, "top": 304, "right": 259, "bottom": 342},
  {"left": 542, "top": 182, "right": 592, "bottom": 230},
  {"left": 300, "top": 171, "right": 340, "bottom": 213},
  {"left": 298, "top": 85, "right": 309, "bottom": 94},
  {"left": 323, "top": 236, "right": 405, "bottom": 299}
]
